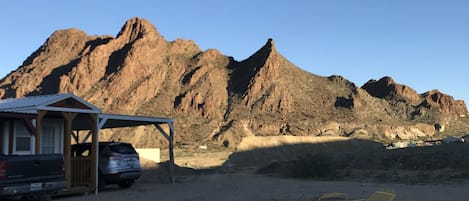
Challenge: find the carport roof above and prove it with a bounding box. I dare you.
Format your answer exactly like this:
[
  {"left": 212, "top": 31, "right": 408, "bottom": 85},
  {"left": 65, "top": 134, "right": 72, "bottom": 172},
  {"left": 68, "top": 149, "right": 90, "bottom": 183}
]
[{"left": 72, "top": 113, "right": 174, "bottom": 130}]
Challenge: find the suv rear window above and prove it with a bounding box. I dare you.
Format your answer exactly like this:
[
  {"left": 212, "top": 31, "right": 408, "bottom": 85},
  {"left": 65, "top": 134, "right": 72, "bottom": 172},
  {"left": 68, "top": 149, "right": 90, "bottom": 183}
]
[{"left": 109, "top": 143, "right": 137, "bottom": 154}]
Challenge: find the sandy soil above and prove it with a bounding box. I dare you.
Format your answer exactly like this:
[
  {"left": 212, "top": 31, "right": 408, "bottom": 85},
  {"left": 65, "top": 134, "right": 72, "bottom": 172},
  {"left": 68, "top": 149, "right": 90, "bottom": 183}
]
[{"left": 56, "top": 172, "right": 469, "bottom": 201}]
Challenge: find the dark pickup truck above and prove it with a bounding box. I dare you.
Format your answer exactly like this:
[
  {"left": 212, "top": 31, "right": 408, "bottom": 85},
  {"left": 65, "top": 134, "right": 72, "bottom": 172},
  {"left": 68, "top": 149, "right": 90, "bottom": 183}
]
[{"left": 0, "top": 154, "right": 67, "bottom": 200}]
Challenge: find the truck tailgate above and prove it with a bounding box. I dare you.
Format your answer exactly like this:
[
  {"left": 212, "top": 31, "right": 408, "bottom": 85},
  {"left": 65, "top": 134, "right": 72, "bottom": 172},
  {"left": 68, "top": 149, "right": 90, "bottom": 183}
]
[{"left": 1, "top": 154, "right": 64, "bottom": 185}]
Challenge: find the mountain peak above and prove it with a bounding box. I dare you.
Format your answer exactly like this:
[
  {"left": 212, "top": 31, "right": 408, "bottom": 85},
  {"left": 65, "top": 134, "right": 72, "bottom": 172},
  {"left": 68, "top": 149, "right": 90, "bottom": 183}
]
[
  {"left": 380, "top": 76, "right": 395, "bottom": 84},
  {"left": 265, "top": 38, "right": 275, "bottom": 48},
  {"left": 259, "top": 38, "right": 276, "bottom": 55},
  {"left": 116, "top": 17, "right": 162, "bottom": 42},
  {"left": 362, "top": 76, "right": 421, "bottom": 105},
  {"left": 229, "top": 38, "right": 283, "bottom": 93}
]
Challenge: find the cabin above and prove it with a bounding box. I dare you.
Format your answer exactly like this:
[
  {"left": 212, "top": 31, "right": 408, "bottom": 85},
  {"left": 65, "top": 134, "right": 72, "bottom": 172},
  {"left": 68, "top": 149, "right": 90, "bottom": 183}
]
[{"left": 0, "top": 93, "right": 175, "bottom": 194}]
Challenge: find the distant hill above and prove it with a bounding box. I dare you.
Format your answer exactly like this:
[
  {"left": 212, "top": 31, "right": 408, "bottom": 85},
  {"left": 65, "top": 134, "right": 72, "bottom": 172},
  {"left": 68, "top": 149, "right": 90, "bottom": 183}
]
[{"left": 1, "top": 17, "right": 467, "bottom": 148}]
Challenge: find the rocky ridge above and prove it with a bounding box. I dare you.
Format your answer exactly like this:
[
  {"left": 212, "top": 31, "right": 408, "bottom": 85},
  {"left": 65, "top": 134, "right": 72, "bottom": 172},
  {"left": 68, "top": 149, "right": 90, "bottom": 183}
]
[{"left": 0, "top": 17, "right": 467, "bottom": 147}]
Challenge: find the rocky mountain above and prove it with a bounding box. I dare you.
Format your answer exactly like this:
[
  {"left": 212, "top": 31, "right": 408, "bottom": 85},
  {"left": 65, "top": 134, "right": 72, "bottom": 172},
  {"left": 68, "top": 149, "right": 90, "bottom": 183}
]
[{"left": 1, "top": 17, "right": 467, "bottom": 147}]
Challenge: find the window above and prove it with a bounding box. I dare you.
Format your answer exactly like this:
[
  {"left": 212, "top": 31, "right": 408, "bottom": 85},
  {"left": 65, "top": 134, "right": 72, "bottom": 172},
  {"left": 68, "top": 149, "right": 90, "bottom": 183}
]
[
  {"left": 15, "top": 137, "right": 31, "bottom": 151},
  {"left": 14, "top": 120, "right": 33, "bottom": 154}
]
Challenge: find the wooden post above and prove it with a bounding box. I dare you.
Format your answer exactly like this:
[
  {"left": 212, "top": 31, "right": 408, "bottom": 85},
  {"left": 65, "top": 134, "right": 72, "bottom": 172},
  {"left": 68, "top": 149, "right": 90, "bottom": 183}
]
[
  {"left": 35, "top": 110, "right": 48, "bottom": 154},
  {"left": 62, "top": 112, "right": 77, "bottom": 190},
  {"left": 89, "top": 114, "right": 98, "bottom": 194},
  {"left": 153, "top": 123, "right": 174, "bottom": 183},
  {"left": 168, "top": 122, "right": 175, "bottom": 184}
]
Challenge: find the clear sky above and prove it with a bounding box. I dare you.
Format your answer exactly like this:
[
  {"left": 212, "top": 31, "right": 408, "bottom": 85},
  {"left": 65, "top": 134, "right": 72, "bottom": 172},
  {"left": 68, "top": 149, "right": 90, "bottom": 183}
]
[{"left": 1, "top": 0, "right": 468, "bottom": 105}]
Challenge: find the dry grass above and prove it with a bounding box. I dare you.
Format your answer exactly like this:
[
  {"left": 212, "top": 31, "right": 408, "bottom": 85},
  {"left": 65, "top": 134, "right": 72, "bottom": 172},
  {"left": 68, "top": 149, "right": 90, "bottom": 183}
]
[{"left": 159, "top": 146, "right": 233, "bottom": 169}]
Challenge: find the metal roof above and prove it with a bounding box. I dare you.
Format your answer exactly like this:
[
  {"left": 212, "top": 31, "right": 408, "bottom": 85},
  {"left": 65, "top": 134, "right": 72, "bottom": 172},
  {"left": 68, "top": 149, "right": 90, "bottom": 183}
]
[
  {"left": 0, "top": 93, "right": 101, "bottom": 114},
  {"left": 99, "top": 113, "right": 174, "bottom": 128}
]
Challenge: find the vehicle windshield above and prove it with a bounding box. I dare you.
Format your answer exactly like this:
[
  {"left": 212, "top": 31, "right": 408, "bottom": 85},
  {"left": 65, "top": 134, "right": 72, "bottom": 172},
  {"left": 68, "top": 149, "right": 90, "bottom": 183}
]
[{"left": 109, "top": 144, "right": 137, "bottom": 154}]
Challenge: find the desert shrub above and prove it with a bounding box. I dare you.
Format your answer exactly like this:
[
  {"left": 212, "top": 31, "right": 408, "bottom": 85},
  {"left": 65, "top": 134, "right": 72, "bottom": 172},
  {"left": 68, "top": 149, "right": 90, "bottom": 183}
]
[
  {"left": 384, "top": 147, "right": 453, "bottom": 170},
  {"left": 273, "top": 142, "right": 469, "bottom": 182},
  {"left": 291, "top": 152, "right": 339, "bottom": 179}
]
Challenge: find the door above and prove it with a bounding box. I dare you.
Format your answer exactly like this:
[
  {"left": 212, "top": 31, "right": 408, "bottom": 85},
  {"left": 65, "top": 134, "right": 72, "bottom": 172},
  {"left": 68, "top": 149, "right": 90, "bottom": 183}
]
[{"left": 41, "top": 119, "right": 64, "bottom": 154}]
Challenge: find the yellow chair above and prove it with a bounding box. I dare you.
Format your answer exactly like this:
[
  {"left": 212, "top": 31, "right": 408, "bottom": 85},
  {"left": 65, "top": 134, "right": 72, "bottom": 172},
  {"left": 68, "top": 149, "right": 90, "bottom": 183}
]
[
  {"left": 351, "top": 191, "right": 396, "bottom": 201},
  {"left": 317, "top": 192, "right": 348, "bottom": 201}
]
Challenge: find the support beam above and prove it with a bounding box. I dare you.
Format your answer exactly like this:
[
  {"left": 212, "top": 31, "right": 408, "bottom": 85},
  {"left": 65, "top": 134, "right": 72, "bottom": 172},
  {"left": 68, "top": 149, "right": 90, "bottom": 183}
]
[
  {"left": 80, "top": 114, "right": 109, "bottom": 144},
  {"left": 35, "top": 110, "right": 48, "bottom": 154},
  {"left": 153, "top": 123, "right": 175, "bottom": 183},
  {"left": 72, "top": 131, "right": 79, "bottom": 144},
  {"left": 62, "top": 112, "right": 77, "bottom": 190},
  {"left": 22, "top": 118, "right": 36, "bottom": 136},
  {"left": 89, "top": 114, "right": 98, "bottom": 194},
  {"left": 81, "top": 131, "right": 92, "bottom": 144},
  {"left": 97, "top": 117, "right": 108, "bottom": 129},
  {"left": 154, "top": 124, "right": 170, "bottom": 141},
  {"left": 168, "top": 122, "right": 175, "bottom": 184}
]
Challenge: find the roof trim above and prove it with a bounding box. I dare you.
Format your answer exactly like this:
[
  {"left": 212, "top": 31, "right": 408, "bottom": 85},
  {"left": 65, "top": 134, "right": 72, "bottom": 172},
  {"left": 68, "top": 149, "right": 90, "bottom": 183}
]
[
  {"left": 37, "top": 106, "right": 101, "bottom": 114},
  {"left": 0, "top": 111, "right": 36, "bottom": 118},
  {"left": 93, "top": 113, "right": 174, "bottom": 130},
  {"left": 0, "top": 106, "right": 37, "bottom": 113},
  {"left": 41, "top": 93, "right": 101, "bottom": 112},
  {"left": 99, "top": 113, "right": 174, "bottom": 123}
]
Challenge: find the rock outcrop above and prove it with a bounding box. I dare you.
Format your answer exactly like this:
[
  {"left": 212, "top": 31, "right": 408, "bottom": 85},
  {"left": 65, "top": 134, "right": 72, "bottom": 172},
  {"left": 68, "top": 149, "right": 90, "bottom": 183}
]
[
  {"left": 362, "top": 76, "right": 421, "bottom": 105},
  {"left": 362, "top": 76, "right": 467, "bottom": 120},
  {"left": 421, "top": 90, "right": 467, "bottom": 116}
]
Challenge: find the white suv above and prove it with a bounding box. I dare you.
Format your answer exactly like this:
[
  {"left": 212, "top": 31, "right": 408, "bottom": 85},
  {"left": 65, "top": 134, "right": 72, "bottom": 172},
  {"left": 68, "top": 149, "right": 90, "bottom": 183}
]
[{"left": 72, "top": 142, "right": 142, "bottom": 191}]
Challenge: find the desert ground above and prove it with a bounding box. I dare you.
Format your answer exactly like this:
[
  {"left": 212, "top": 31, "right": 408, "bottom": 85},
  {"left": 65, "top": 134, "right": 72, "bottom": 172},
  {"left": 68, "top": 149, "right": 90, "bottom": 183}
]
[
  {"left": 56, "top": 136, "right": 469, "bottom": 201},
  {"left": 57, "top": 172, "right": 469, "bottom": 201}
]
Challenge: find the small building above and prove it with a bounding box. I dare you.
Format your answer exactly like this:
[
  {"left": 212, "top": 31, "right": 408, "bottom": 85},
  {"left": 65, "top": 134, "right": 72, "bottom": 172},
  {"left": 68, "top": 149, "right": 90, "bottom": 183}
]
[{"left": 0, "top": 93, "right": 175, "bottom": 194}]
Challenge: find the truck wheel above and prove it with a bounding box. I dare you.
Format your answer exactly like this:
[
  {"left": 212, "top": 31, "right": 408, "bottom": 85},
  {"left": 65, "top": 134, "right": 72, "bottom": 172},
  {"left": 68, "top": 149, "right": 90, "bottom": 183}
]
[{"left": 118, "top": 179, "right": 135, "bottom": 188}]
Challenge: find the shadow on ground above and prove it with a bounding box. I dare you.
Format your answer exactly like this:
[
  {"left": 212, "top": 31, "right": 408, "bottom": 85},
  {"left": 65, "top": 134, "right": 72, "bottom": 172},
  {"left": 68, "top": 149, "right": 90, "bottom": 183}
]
[{"left": 141, "top": 138, "right": 469, "bottom": 185}]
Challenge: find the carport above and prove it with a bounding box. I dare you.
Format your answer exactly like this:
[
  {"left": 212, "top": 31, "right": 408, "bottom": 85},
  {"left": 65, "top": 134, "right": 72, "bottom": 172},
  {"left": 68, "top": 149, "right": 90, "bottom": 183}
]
[{"left": 70, "top": 113, "right": 176, "bottom": 194}]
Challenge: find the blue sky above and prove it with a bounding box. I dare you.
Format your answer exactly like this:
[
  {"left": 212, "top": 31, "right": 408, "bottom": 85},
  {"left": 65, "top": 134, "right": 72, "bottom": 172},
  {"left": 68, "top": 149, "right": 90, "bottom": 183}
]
[{"left": 1, "top": 1, "right": 468, "bottom": 105}]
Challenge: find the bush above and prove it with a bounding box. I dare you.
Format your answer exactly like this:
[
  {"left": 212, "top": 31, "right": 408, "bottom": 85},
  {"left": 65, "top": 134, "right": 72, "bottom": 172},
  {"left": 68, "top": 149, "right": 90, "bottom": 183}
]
[{"left": 291, "top": 152, "right": 337, "bottom": 179}]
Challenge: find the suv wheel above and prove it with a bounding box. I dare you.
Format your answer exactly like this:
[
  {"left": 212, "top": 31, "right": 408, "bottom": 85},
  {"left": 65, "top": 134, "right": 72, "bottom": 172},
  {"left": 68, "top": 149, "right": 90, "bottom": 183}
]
[{"left": 118, "top": 179, "right": 135, "bottom": 188}]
